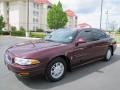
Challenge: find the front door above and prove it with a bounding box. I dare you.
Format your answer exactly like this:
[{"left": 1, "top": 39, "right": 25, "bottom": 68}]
[{"left": 69, "top": 30, "right": 97, "bottom": 65}]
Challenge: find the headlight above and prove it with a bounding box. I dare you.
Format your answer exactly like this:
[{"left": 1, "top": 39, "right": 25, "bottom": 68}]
[{"left": 15, "top": 57, "right": 40, "bottom": 65}]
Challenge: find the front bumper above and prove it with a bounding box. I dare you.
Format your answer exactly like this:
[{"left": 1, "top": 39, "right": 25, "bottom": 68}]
[
  {"left": 10, "top": 64, "right": 44, "bottom": 76},
  {"left": 5, "top": 59, "right": 45, "bottom": 77},
  {"left": 4, "top": 51, "right": 45, "bottom": 77}
]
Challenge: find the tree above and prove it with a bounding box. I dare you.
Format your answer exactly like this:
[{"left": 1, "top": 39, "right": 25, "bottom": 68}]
[
  {"left": 116, "top": 27, "right": 120, "bottom": 34},
  {"left": 108, "top": 21, "right": 117, "bottom": 32},
  {"left": 57, "top": 1, "right": 62, "bottom": 10},
  {"left": 0, "top": 16, "right": 5, "bottom": 32},
  {"left": 47, "top": 2, "right": 68, "bottom": 29}
]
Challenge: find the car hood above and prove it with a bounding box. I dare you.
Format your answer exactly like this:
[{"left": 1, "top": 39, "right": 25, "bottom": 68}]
[{"left": 7, "top": 40, "right": 63, "bottom": 56}]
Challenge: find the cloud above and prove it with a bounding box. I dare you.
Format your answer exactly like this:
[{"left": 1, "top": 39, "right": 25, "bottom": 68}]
[
  {"left": 50, "top": 0, "right": 120, "bottom": 28},
  {"left": 51, "top": 0, "right": 101, "bottom": 14},
  {"left": 110, "top": 0, "right": 120, "bottom": 5}
]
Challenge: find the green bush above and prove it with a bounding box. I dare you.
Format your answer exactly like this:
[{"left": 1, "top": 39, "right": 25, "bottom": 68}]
[
  {"left": 11, "top": 31, "right": 25, "bottom": 36},
  {"left": 36, "top": 28, "right": 44, "bottom": 32},
  {"left": 0, "top": 31, "right": 10, "bottom": 35},
  {"left": 30, "top": 32, "right": 46, "bottom": 38},
  {"left": 115, "top": 35, "right": 120, "bottom": 43},
  {"left": 20, "top": 27, "right": 25, "bottom": 32},
  {"left": 11, "top": 26, "right": 17, "bottom": 31},
  {"left": 116, "top": 31, "right": 120, "bottom": 34}
]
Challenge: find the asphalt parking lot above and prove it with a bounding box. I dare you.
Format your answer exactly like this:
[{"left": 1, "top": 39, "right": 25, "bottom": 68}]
[{"left": 0, "top": 36, "right": 120, "bottom": 90}]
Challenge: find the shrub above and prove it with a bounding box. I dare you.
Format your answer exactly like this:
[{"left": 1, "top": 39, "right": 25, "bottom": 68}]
[
  {"left": 11, "top": 31, "right": 25, "bottom": 36},
  {"left": 115, "top": 31, "right": 120, "bottom": 34},
  {"left": 36, "top": 28, "right": 44, "bottom": 32},
  {"left": 0, "top": 31, "right": 10, "bottom": 35},
  {"left": 2, "top": 31, "right": 10, "bottom": 35},
  {"left": 20, "top": 27, "right": 25, "bottom": 32},
  {"left": 0, "top": 16, "right": 5, "bottom": 32},
  {"left": 11, "top": 26, "right": 17, "bottom": 31}
]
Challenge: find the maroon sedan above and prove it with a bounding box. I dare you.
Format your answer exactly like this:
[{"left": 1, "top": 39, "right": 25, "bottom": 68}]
[{"left": 4, "top": 28, "right": 116, "bottom": 82}]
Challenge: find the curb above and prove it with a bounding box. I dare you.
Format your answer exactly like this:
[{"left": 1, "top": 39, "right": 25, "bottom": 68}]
[
  {"left": 0, "top": 36, "right": 40, "bottom": 40},
  {"left": 15, "top": 37, "right": 40, "bottom": 40}
]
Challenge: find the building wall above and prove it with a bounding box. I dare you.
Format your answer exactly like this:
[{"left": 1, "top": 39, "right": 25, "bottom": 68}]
[
  {"left": 0, "top": 2, "right": 8, "bottom": 24},
  {"left": 66, "top": 16, "right": 77, "bottom": 28},
  {"left": 1, "top": 1, "right": 74, "bottom": 31},
  {"left": 39, "top": 3, "right": 51, "bottom": 31},
  {"left": 29, "top": 1, "right": 41, "bottom": 31},
  {"left": 0, "top": 0, "right": 42, "bottom": 31},
  {"left": 9, "top": 0, "right": 41, "bottom": 31},
  {"left": 9, "top": 1, "right": 21, "bottom": 29},
  {"left": 0, "top": 0, "right": 51, "bottom": 31}
]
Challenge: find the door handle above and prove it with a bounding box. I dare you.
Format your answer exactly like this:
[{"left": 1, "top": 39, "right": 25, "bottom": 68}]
[{"left": 78, "top": 48, "right": 84, "bottom": 50}]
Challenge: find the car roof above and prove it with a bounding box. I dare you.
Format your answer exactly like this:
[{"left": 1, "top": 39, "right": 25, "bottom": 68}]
[
  {"left": 56, "top": 28, "right": 103, "bottom": 33},
  {"left": 76, "top": 28, "right": 101, "bottom": 31}
]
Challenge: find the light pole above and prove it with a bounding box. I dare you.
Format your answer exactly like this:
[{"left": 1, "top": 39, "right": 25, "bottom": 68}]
[
  {"left": 6, "top": 2, "right": 10, "bottom": 34},
  {"left": 100, "top": 0, "right": 103, "bottom": 30},
  {"left": 26, "top": 0, "right": 30, "bottom": 37},
  {"left": 105, "top": 10, "right": 109, "bottom": 31}
]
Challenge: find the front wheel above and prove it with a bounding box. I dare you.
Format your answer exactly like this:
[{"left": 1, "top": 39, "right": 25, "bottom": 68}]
[
  {"left": 45, "top": 57, "right": 67, "bottom": 82},
  {"left": 104, "top": 48, "right": 112, "bottom": 61}
]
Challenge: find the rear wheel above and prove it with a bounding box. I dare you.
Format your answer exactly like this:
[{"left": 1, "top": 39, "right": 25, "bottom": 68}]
[
  {"left": 104, "top": 48, "right": 112, "bottom": 61},
  {"left": 45, "top": 57, "right": 67, "bottom": 82}
]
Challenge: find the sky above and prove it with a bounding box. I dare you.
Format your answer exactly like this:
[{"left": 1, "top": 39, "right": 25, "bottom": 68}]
[{"left": 51, "top": 0, "right": 120, "bottom": 29}]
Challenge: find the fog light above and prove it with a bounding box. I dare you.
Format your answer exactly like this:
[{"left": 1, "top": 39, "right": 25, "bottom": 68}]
[{"left": 18, "top": 71, "right": 30, "bottom": 76}]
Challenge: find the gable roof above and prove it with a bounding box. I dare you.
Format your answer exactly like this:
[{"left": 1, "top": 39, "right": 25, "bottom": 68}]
[
  {"left": 78, "top": 23, "right": 92, "bottom": 28},
  {"left": 65, "top": 9, "right": 76, "bottom": 17},
  {"left": 34, "top": 0, "right": 51, "bottom": 4}
]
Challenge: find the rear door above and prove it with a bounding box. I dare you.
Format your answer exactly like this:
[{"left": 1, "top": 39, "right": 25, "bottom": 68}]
[{"left": 91, "top": 29, "right": 110, "bottom": 58}]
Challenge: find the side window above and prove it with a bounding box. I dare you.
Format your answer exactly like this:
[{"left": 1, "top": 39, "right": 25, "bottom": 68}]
[
  {"left": 78, "top": 30, "right": 94, "bottom": 42},
  {"left": 92, "top": 29, "right": 107, "bottom": 40}
]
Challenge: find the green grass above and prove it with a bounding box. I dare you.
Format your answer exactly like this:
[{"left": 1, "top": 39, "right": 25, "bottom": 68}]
[
  {"left": 115, "top": 35, "right": 120, "bottom": 43},
  {"left": 10, "top": 31, "right": 46, "bottom": 38},
  {"left": 11, "top": 31, "right": 25, "bottom": 36},
  {"left": 30, "top": 32, "right": 46, "bottom": 38}
]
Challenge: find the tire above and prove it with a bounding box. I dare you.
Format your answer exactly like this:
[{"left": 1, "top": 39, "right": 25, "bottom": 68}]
[
  {"left": 104, "top": 47, "right": 112, "bottom": 61},
  {"left": 45, "top": 57, "right": 67, "bottom": 82}
]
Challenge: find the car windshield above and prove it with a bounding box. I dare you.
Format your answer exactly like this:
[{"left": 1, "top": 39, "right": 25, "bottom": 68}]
[{"left": 44, "top": 29, "right": 77, "bottom": 43}]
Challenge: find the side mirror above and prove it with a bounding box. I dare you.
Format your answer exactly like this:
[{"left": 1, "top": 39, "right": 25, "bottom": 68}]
[{"left": 75, "top": 38, "right": 86, "bottom": 46}]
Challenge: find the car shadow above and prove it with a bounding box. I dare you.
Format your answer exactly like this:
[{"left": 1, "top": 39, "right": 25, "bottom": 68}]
[{"left": 16, "top": 53, "right": 120, "bottom": 89}]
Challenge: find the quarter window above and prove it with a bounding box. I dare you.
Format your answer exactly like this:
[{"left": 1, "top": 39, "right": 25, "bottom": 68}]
[{"left": 92, "top": 29, "right": 107, "bottom": 40}]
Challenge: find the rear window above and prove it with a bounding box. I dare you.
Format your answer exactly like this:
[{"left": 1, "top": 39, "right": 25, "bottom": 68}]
[{"left": 78, "top": 30, "right": 94, "bottom": 42}]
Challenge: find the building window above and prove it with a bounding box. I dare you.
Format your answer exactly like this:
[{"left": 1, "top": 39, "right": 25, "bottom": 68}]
[
  {"left": 33, "top": 18, "right": 36, "bottom": 22},
  {"left": 33, "top": 11, "right": 35, "bottom": 15},
  {"left": 36, "top": 12, "right": 39, "bottom": 16},
  {"left": 47, "top": 5, "right": 52, "bottom": 9},
  {"left": 33, "top": 3, "right": 36, "bottom": 8},
  {"left": 33, "top": 11, "right": 39, "bottom": 16},
  {"left": 75, "top": 16, "right": 77, "bottom": 20},
  {"left": 33, "top": 26, "right": 36, "bottom": 30},
  {"left": 36, "top": 19, "right": 38, "bottom": 22},
  {"left": 37, "top": 4, "right": 39, "bottom": 9},
  {"left": 33, "top": 3, "right": 39, "bottom": 9},
  {"left": 33, "top": 18, "right": 39, "bottom": 23}
]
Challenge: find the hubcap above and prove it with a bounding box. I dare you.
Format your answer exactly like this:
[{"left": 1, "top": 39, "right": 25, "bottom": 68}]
[
  {"left": 51, "top": 62, "right": 64, "bottom": 79},
  {"left": 106, "top": 49, "right": 111, "bottom": 60}
]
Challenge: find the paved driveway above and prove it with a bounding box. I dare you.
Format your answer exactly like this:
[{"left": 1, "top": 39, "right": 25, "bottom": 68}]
[{"left": 0, "top": 36, "right": 120, "bottom": 90}]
